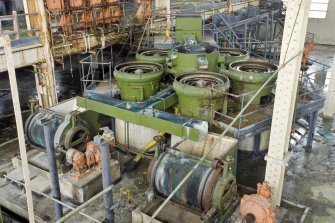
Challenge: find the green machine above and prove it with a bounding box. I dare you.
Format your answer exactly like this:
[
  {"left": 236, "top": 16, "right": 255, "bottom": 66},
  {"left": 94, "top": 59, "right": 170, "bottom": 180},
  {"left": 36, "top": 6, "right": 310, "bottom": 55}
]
[
  {"left": 221, "top": 60, "right": 278, "bottom": 105},
  {"left": 165, "top": 15, "right": 219, "bottom": 76},
  {"left": 166, "top": 43, "right": 219, "bottom": 76},
  {"left": 173, "top": 71, "right": 230, "bottom": 121},
  {"left": 135, "top": 49, "right": 168, "bottom": 65},
  {"left": 175, "top": 15, "right": 203, "bottom": 44},
  {"left": 218, "top": 48, "right": 249, "bottom": 68},
  {"left": 114, "top": 61, "right": 164, "bottom": 102}
]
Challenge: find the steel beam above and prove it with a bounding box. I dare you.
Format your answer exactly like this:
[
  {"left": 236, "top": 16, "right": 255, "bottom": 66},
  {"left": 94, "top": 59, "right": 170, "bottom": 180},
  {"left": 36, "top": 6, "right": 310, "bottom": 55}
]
[
  {"left": 0, "top": 43, "right": 44, "bottom": 72},
  {"left": 35, "top": 0, "right": 58, "bottom": 107},
  {"left": 323, "top": 54, "right": 335, "bottom": 118},
  {"left": 1, "top": 35, "right": 35, "bottom": 223},
  {"left": 265, "top": 0, "right": 311, "bottom": 208},
  {"left": 76, "top": 97, "right": 203, "bottom": 141}
]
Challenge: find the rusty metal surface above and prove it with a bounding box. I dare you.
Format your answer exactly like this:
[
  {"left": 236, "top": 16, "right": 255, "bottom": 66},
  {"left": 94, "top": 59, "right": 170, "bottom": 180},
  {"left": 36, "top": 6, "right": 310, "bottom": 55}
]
[
  {"left": 202, "top": 166, "right": 222, "bottom": 212},
  {"left": 46, "top": 0, "right": 64, "bottom": 10},
  {"left": 240, "top": 181, "right": 276, "bottom": 223},
  {"left": 85, "top": 142, "right": 102, "bottom": 167}
]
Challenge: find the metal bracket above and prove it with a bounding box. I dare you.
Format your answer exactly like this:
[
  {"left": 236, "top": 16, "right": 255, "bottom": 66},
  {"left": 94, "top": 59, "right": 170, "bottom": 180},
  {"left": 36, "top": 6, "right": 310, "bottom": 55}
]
[
  {"left": 264, "top": 151, "right": 292, "bottom": 167},
  {"left": 36, "top": 112, "right": 56, "bottom": 126}
]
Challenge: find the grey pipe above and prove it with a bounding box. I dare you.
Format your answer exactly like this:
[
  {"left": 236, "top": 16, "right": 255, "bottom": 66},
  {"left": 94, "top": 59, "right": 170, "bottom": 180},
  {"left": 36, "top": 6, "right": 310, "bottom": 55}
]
[
  {"left": 37, "top": 114, "right": 63, "bottom": 220},
  {"left": 95, "top": 135, "right": 114, "bottom": 222}
]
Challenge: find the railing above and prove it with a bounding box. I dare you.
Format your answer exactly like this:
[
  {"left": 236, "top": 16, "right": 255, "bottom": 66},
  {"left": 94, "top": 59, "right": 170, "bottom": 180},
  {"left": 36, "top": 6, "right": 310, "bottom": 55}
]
[
  {"left": 213, "top": 63, "right": 330, "bottom": 137},
  {"left": 80, "top": 48, "right": 113, "bottom": 96},
  {"left": 204, "top": 8, "right": 285, "bottom": 61},
  {"left": 0, "top": 11, "right": 39, "bottom": 40},
  {"left": 0, "top": 11, "right": 19, "bottom": 39}
]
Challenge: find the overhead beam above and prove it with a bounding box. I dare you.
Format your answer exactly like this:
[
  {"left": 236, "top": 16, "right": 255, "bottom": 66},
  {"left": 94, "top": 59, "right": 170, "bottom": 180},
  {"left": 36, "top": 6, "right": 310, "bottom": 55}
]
[{"left": 265, "top": 0, "right": 311, "bottom": 208}]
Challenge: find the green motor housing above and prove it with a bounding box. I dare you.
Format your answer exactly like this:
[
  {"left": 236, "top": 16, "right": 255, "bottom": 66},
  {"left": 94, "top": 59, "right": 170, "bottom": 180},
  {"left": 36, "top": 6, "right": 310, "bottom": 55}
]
[
  {"left": 222, "top": 60, "right": 278, "bottom": 105},
  {"left": 218, "top": 48, "right": 249, "bottom": 68},
  {"left": 166, "top": 43, "right": 219, "bottom": 76},
  {"left": 114, "top": 61, "right": 164, "bottom": 102},
  {"left": 175, "top": 15, "right": 202, "bottom": 44},
  {"left": 173, "top": 71, "right": 230, "bottom": 121},
  {"left": 135, "top": 49, "right": 168, "bottom": 65}
]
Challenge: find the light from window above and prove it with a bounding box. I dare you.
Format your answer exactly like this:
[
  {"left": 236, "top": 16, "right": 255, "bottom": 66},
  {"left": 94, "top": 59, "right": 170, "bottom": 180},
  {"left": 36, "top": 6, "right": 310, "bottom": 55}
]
[{"left": 282, "top": 0, "right": 329, "bottom": 19}]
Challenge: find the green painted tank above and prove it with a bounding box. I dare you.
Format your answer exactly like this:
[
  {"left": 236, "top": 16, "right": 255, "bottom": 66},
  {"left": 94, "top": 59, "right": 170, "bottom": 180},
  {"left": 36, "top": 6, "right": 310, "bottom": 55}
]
[
  {"left": 114, "top": 61, "right": 164, "bottom": 102},
  {"left": 173, "top": 71, "right": 230, "bottom": 121},
  {"left": 222, "top": 60, "right": 278, "bottom": 105},
  {"left": 166, "top": 43, "right": 219, "bottom": 76},
  {"left": 218, "top": 48, "right": 249, "bottom": 68},
  {"left": 135, "top": 49, "right": 168, "bottom": 65}
]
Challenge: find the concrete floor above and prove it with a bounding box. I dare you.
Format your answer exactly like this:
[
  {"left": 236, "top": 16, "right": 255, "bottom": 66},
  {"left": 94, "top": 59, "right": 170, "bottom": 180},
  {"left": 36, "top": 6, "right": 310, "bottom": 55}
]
[
  {"left": 276, "top": 45, "right": 335, "bottom": 222},
  {"left": 282, "top": 117, "right": 335, "bottom": 223}
]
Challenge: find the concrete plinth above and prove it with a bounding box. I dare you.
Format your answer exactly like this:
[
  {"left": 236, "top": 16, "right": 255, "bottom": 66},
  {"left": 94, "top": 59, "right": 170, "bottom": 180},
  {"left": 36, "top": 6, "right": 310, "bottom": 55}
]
[{"left": 60, "top": 160, "right": 120, "bottom": 203}]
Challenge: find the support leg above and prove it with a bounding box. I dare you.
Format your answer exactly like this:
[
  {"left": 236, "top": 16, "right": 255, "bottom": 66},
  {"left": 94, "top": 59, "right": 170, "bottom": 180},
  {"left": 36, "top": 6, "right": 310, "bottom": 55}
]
[
  {"left": 37, "top": 115, "right": 63, "bottom": 220},
  {"left": 306, "top": 111, "right": 318, "bottom": 149},
  {"left": 94, "top": 130, "right": 115, "bottom": 223}
]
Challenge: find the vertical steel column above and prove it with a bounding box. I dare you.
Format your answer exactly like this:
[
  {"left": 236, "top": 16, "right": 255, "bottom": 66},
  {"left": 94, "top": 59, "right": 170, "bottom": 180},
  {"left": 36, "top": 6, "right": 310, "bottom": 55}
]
[
  {"left": 94, "top": 135, "right": 114, "bottom": 223},
  {"left": 37, "top": 115, "right": 63, "bottom": 220},
  {"left": 1, "top": 35, "right": 35, "bottom": 223},
  {"left": 264, "top": 0, "right": 311, "bottom": 208},
  {"left": 35, "top": 0, "right": 58, "bottom": 107},
  {"left": 306, "top": 111, "right": 318, "bottom": 149},
  {"left": 323, "top": 54, "right": 335, "bottom": 119}
]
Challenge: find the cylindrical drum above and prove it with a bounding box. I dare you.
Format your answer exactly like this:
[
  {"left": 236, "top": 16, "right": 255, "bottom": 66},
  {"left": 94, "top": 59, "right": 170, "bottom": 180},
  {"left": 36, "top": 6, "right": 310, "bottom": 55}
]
[
  {"left": 218, "top": 48, "right": 249, "bottom": 68},
  {"left": 173, "top": 71, "right": 230, "bottom": 121},
  {"left": 114, "top": 61, "right": 164, "bottom": 102},
  {"left": 25, "top": 112, "right": 63, "bottom": 149},
  {"left": 222, "top": 59, "right": 278, "bottom": 105},
  {"left": 148, "top": 150, "right": 237, "bottom": 213},
  {"left": 166, "top": 43, "right": 219, "bottom": 76}
]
